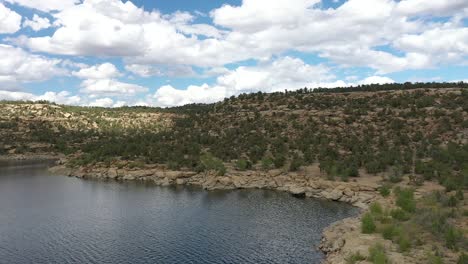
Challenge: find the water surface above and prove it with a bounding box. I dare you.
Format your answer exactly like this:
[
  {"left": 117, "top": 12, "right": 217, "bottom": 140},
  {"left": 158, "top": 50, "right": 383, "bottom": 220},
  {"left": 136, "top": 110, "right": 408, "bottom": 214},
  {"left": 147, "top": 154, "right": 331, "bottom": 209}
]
[{"left": 0, "top": 160, "right": 357, "bottom": 264}]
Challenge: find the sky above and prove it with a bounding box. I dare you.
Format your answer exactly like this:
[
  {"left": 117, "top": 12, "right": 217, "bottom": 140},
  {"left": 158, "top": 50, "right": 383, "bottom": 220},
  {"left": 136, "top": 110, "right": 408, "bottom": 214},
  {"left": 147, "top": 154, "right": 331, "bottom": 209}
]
[{"left": 0, "top": 0, "right": 466, "bottom": 107}]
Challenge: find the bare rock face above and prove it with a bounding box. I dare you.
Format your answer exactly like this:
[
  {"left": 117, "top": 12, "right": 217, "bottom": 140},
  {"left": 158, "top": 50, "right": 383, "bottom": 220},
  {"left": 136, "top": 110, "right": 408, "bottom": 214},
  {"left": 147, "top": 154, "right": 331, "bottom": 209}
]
[
  {"left": 289, "top": 186, "right": 306, "bottom": 198},
  {"left": 107, "top": 168, "right": 118, "bottom": 179},
  {"left": 322, "top": 189, "right": 343, "bottom": 201}
]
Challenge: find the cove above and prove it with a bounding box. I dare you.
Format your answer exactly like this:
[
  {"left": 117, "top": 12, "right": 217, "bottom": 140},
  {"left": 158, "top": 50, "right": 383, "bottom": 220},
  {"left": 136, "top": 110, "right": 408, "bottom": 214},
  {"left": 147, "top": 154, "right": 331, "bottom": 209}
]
[{"left": 0, "top": 160, "right": 357, "bottom": 264}]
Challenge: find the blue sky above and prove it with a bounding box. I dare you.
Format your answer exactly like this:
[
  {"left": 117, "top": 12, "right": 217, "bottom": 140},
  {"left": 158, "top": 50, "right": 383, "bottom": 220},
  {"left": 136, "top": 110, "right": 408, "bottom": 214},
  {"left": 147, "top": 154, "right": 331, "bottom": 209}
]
[{"left": 0, "top": 0, "right": 467, "bottom": 107}]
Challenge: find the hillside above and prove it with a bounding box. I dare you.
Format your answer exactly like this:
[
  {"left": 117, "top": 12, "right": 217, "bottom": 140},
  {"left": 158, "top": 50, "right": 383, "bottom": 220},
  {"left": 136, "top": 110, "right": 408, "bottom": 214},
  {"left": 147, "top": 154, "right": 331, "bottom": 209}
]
[
  {"left": 1, "top": 83, "right": 468, "bottom": 263},
  {"left": 1, "top": 85, "right": 468, "bottom": 190}
]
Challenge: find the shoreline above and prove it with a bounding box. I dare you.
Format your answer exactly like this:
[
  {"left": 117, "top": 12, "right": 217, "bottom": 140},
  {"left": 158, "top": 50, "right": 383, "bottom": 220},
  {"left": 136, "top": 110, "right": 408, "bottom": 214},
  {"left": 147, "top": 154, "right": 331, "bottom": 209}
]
[
  {"left": 1, "top": 154, "right": 440, "bottom": 263},
  {"left": 48, "top": 161, "right": 383, "bottom": 264}
]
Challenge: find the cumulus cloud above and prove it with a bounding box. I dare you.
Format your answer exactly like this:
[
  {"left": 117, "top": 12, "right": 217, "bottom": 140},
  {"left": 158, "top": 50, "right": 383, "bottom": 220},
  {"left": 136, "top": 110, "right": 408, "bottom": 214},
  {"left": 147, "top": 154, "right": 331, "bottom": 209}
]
[
  {"left": 71, "top": 62, "right": 147, "bottom": 98},
  {"left": 23, "top": 14, "right": 51, "bottom": 31},
  {"left": 5, "top": 0, "right": 80, "bottom": 12},
  {"left": 358, "top": 76, "right": 395, "bottom": 85},
  {"left": 0, "top": 44, "right": 65, "bottom": 88},
  {"left": 125, "top": 64, "right": 195, "bottom": 77},
  {"left": 79, "top": 79, "right": 148, "bottom": 97},
  {"left": 72, "top": 63, "right": 121, "bottom": 79},
  {"left": 151, "top": 56, "right": 395, "bottom": 107},
  {"left": 0, "top": 90, "right": 81, "bottom": 105},
  {"left": 394, "top": 27, "right": 468, "bottom": 65},
  {"left": 88, "top": 97, "right": 114, "bottom": 107},
  {"left": 395, "top": 0, "right": 468, "bottom": 17},
  {"left": 10, "top": 0, "right": 468, "bottom": 73},
  {"left": 0, "top": 3, "right": 22, "bottom": 34}
]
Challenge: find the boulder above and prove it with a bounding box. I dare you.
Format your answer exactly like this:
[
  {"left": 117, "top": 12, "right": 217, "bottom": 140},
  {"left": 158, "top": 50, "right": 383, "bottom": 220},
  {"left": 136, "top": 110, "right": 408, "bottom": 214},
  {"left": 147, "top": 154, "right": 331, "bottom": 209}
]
[
  {"left": 322, "top": 189, "right": 343, "bottom": 201},
  {"left": 107, "top": 168, "right": 118, "bottom": 179},
  {"left": 289, "top": 186, "right": 306, "bottom": 198}
]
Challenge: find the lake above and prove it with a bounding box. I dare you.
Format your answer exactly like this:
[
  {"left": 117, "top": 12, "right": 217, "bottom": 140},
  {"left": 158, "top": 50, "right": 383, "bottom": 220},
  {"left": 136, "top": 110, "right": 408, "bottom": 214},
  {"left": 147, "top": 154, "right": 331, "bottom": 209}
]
[{"left": 0, "top": 160, "right": 357, "bottom": 264}]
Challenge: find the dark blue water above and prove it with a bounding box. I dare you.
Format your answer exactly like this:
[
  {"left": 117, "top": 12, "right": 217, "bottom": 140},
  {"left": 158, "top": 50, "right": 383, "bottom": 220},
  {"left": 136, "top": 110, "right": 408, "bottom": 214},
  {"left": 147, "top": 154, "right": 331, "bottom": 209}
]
[{"left": 0, "top": 161, "right": 357, "bottom": 264}]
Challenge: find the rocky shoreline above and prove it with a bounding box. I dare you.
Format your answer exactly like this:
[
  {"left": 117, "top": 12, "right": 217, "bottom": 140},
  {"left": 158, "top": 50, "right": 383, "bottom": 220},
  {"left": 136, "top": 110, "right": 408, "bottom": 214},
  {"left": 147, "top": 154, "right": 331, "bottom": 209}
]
[
  {"left": 48, "top": 162, "right": 388, "bottom": 263},
  {"left": 5, "top": 155, "right": 439, "bottom": 264}
]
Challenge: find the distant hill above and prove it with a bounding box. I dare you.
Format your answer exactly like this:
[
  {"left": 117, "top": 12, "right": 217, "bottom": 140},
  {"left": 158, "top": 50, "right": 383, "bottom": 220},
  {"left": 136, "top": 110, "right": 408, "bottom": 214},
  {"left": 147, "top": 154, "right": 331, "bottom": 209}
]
[{"left": 1, "top": 83, "right": 467, "bottom": 191}]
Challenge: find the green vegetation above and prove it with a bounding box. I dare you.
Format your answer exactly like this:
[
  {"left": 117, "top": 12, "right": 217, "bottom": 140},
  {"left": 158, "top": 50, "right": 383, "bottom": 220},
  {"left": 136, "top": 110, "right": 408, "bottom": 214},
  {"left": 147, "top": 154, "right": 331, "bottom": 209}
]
[
  {"left": 1, "top": 83, "right": 467, "bottom": 263},
  {"left": 394, "top": 187, "right": 416, "bottom": 213},
  {"left": 362, "top": 187, "right": 467, "bottom": 262},
  {"left": 368, "top": 244, "right": 390, "bottom": 264},
  {"left": 346, "top": 252, "right": 366, "bottom": 264},
  {"left": 361, "top": 213, "right": 376, "bottom": 234},
  {"left": 2, "top": 85, "right": 467, "bottom": 192}
]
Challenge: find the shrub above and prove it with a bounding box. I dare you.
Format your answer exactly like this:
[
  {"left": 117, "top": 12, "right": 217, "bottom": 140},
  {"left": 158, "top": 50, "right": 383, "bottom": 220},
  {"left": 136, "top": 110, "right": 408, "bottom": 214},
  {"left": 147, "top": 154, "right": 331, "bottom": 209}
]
[
  {"left": 368, "top": 244, "right": 390, "bottom": 264},
  {"left": 458, "top": 253, "right": 468, "bottom": 264},
  {"left": 346, "top": 252, "right": 366, "bottom": 264},
  {"left": 381, "top": 224, "right": 399, "bottom": 240},
  {"left": 200, "top": 153, "right": 226, "bottom": 176},
  {"left": 396, "top": 188, "right": 416, "bottom": 213},
  {"left": 362, "top": 213, "right": 376, "bottom": 234},
  {"left": 427, "top": 254, "right": 443, "bottom": 264},
  {"left": 455, "top": 189, "right": 464, "bottom": 201},
  {"left": 447, "top": 195, "right": 458, "bottom": 207},
  {"left": 379, "top": 185, "right": 391, "bottom": 197},
  {"left": 389, "top": 165, "right": 404, "bottom": 183},
  {"left": 445, "top": 226, "right": 462, "bottom": 250},
  {"left": 261, "top": 156, "right": 274, "bottom": 171},
  {"left": 289, "top": 154, "right": 304, "bottom": 172},
  {"left": 235, "top": 159, "right": 250, "bottom": 171},
  {"left": 398, "top": 234, "right": 412, "bottom": 252},
  {"left": 370, "top": 202, "right": 383, "bottom": 216},
  {"left": 391, "top": 209, "right": 410, "bottom": 221}
]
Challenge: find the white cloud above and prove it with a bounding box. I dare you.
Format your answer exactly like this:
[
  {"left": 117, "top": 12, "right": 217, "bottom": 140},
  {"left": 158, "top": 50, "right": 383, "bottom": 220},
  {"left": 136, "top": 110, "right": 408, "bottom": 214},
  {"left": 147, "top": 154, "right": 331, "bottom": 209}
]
[
  {"left": 396, "top": 0, "right": 468, "bottom": 17},
  {"left": 125, "top": 64, "right": 195, "bottom": 77},
  {"left": 0, "top": 2, "right": 22, "bottom": 34},
  {"left": 11, "top": 0, "right": 467, "bottom": 73},
  {"left": 72, "top": 63, "right": 121, "bottom": 79},
  {"left": 72, "top": 62, "right": 147, "bottom": 98},
  {"left": 23, "top": 14, "right": 51, "bottom": 31},
  {"left": 151, "top": 56, "right": 395, "bottom": 107},
  {"left": 89, "top": 97, "right": 114, "bottom": 107},
  {"left": 36, "top": 91, "right": 81, "bottom": 105},
  {"left": 0, "top": 90, "right": 81, "bottom": 105},
  {"left": 358, "top": 76, "right": 395, "bottom": 85},
  {"left": 152, "top": 84, "right": 227, "bottom": 107},
  {"left": 0, "top": 44, "right": 65, "bottom": 88},
  {"left": 394, "top": 27, "right": 468, "bottom": 65},
  {"left": 7, "top": 0, "right": 468, "bottom": 74},
  {"left": 79, "top": 79, "right": 148, "bottom": 97},
  {"left": 5, "top": 0, "right": 80, "bottom": 12}
]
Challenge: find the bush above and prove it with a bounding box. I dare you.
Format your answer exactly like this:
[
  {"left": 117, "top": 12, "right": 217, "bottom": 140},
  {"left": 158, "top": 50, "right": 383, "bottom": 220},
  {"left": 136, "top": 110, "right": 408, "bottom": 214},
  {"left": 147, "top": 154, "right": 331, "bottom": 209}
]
[
  {"left": 455, "top": 189, "right": 464, "bottom": 201},
  {"left": 382, "top": 224, "right": 399, "bottom": 240},
  {"left": 289, "top": 154, "right": 304, "bottom": 172},
  {"left": 445, "top": 226, "right": 462, "bottom": 250},
  {"left": 396, "top": 188, "right": 416, "bottom": 213},
  {"left": 391, "top": 209, "right": 410, "bottom": 221},
  {"left": 200, "top": 153, "right": 226, "bottom": 176},
  {"left": 261, "top": 156, "right": 274, "bottom": 171},
  {"left": 368, "top": 244, "right": 389, "bottom": 264},
  {"left": 379, "top": 185, "right": 391, "bottom": 197},
  {"left": 389, "top": 165, "right": 404, "bottom": 183},
  {"left": 370, "top": 202, "right": 383, "bottom": 216},
  {"left": 362, "top": 213, "right": 376, "bottom": 234},
  {"left": 235, "top": 159, "right": 250, "bottom": 171},
  {"left": 398, "top": 234, "right": 412, "bottom": 252},
  {"left": 346, "top": 252, "right": 366, "bottom": 264},
  {"left": 458, "top": 253, "right": 468, "bottom": 264}
]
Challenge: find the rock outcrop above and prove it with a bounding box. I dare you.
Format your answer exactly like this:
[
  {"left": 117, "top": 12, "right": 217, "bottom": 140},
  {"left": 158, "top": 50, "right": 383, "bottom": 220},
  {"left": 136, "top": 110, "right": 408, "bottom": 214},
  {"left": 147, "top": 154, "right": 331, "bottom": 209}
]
[{"left": 50, "top": 164, "right": 380, "bottom": 210}]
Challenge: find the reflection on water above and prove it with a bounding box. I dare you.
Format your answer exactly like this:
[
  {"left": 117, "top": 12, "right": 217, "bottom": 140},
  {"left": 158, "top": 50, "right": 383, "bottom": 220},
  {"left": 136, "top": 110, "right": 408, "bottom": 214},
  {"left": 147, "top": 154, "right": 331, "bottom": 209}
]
[{"left": 0, "top": 160, "right": 357, "bottom": 264}]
